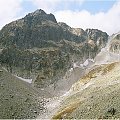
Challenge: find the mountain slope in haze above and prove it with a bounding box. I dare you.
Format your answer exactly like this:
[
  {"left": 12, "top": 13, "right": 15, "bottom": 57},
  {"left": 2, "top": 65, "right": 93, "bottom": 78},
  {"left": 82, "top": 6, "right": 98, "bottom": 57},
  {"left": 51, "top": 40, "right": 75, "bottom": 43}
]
[
  {"left": 0, "top": 9, "right": 108, "bottom": 91},
  {"left": 47, "top": 32, "right": 120, "bottom": 119},
  {"left": 95, "top": 32, "right": 120, "bottom": 65},
  {"left": 52, "top": 62, "right": 120, "bottom": 119}
]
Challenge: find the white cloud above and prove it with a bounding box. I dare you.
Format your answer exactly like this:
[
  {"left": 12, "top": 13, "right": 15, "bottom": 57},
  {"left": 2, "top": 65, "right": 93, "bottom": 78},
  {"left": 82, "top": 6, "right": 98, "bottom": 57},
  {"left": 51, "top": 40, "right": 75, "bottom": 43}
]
[
  {"left": 0, "top": 0, "right": 119, "bottom": 35},
  {"left": 29, "top": 0, "right": 84, "bottom": 13},
  {"left": 0, "top": 0, "right": 23, "bottom": 29},
  {"left": 29, "top": 0, "right": 59, "bottom": 12},
  {"left": 55, "top": 1, "right": 120, "bottom": 35}
]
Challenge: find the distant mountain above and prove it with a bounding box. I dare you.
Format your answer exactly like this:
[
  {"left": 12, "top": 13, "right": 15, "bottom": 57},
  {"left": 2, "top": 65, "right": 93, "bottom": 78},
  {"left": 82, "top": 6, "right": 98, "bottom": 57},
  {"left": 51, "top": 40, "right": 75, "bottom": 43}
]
[
  {"left": 95, "top": 32, "right": 120, "bottom": 65},
  {"left": 0, "top": 9, "right": 108, "bottom": 91}
]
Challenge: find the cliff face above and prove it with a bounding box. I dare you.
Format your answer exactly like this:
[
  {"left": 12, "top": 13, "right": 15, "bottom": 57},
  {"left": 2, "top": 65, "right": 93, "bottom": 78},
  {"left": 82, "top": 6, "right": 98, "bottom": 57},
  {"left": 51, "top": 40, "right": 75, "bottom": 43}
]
[{"left": 0, "top": 9, "right": 108, "bottom": 89}]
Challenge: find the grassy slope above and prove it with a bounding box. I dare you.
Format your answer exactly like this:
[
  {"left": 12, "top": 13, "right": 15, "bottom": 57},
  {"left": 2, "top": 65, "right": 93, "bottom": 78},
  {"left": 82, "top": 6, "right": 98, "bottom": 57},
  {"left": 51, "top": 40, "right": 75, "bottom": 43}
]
[
  {"left": 0, "top": 67, "right": 46, "bottom": 119},
  {"left": 52, "top": 62, "right": 120, "bottom": 119}
]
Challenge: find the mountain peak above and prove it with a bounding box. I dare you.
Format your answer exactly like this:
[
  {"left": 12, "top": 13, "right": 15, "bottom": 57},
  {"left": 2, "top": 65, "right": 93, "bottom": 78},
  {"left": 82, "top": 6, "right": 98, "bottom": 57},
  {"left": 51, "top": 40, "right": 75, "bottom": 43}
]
[
  {"left": 29, "top": 9, "right": 46, "bottom": 16},
  {"left": 24, "top": 9, "right": 57, "bottom": 23}
]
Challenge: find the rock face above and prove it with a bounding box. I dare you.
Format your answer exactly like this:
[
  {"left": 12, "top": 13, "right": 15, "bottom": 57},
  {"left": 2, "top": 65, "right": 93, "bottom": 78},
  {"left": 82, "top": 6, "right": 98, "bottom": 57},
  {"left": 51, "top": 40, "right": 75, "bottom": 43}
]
[{"left": 0, "top": 9, "right": 108, "bottom": 89}]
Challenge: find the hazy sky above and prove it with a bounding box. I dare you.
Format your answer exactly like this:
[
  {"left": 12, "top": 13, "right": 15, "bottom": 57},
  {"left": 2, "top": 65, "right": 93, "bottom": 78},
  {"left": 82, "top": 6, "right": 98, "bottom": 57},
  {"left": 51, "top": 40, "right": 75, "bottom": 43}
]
[{"left": 0, "top": 0, "right": 119, "bottom": 35}]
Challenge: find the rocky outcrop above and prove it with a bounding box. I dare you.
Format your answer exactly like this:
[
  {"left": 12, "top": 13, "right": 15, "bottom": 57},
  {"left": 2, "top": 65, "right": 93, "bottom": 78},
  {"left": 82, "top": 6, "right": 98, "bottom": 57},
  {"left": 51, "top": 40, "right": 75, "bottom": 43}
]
[{"left": 0, "top": 9, "right": 108, "bottom": 89}]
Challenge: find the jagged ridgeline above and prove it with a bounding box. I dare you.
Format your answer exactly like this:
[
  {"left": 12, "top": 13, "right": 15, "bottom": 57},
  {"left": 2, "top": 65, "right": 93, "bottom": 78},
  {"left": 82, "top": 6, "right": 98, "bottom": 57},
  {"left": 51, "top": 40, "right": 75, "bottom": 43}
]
[{"left": 0, "top": 9, "right": 108, "bottom": 88}]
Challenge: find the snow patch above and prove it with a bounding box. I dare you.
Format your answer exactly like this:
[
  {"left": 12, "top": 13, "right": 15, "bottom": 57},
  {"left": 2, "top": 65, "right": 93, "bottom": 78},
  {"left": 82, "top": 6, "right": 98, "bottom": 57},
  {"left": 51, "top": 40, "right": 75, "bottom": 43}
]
[
  {"left": 83, "top": 59, "right": 89, "bottom": 66},
  {"left": 15, "top": 75, "right": 32, "bottom": 83},
  {"left": 2, "top": 67, "right": 8, "bottom": 72},
  {"left": 69, "top": 68, "right": 73, "bottom": 72},
  {"left": 73, "top": 63, "right": 80, "bottom": 68},
  {"left": 61, "top": 91, "right": 70, "bottom": 97},
  {"left": 80, "top": 59, "right": 94, "bottom": 67},
  {"left": 68, "top": 62, "right": 82, "bottom": 73}
]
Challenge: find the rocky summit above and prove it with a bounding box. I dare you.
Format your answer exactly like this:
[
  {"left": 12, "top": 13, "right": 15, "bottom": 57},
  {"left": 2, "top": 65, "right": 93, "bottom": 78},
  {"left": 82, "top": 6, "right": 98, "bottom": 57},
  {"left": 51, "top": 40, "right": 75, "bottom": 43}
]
[{"left": 0, "top": 9, "right": 115, "bottom": 119}]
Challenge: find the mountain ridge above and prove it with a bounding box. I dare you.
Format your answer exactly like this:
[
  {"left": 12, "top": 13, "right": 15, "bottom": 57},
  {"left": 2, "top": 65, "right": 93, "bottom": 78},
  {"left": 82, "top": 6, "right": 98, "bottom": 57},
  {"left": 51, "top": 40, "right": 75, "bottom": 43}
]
[{"left": 0, "top": 9, "right": 108, "bottom": 91}]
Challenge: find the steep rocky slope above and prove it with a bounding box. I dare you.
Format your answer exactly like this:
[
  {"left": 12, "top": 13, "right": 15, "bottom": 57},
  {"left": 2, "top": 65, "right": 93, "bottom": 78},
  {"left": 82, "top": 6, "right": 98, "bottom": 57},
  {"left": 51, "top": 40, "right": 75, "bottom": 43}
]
[
  {"left": 39, "top": 32, "right": 120, "bottom": 119},
  {"left": 0, "top": 66, "right": 47, "bottom": 119},
  {"left": 0, "top": 9, "right": 108, "bottom": 91},
  {"left": 51, "top": 62, "right": 120, "bottom": 119}
]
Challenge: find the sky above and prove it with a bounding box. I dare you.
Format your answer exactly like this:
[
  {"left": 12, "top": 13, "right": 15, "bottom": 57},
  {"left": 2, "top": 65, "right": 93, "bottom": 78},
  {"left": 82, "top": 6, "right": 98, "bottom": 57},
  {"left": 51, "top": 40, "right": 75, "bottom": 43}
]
[{"left": 0, "top": 0, "right": 119, "bottom": 35}]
